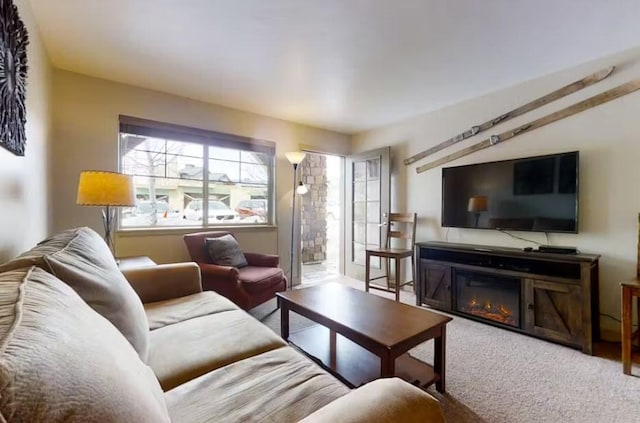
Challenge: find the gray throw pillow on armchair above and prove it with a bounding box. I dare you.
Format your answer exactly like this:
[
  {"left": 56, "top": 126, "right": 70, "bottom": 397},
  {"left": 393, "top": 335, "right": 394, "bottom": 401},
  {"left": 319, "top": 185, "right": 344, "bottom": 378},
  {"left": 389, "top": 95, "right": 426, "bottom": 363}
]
[{"left": 206, "top": 234, "right": 248, "bottom": 268}]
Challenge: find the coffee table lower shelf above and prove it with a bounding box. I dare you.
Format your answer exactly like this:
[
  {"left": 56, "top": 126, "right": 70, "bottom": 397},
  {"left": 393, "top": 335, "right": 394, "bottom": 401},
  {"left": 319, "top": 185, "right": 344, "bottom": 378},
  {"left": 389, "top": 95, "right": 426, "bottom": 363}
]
[{"left": 288, "top": 325, "right": 438, "bottom": 389}]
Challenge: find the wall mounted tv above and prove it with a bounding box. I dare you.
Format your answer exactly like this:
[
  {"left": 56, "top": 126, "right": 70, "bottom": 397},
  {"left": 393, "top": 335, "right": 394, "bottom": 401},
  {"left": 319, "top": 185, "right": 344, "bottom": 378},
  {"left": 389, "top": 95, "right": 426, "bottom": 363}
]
[{"left": 441, "top": 151, "right": 579, "bottom": 233}]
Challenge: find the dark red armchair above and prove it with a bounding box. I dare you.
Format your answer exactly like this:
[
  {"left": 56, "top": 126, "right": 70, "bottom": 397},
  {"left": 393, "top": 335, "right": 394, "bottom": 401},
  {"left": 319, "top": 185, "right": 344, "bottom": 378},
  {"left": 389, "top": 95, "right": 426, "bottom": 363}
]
[{"left": 183, "top": 231, "right": 286, "bottom": 310}]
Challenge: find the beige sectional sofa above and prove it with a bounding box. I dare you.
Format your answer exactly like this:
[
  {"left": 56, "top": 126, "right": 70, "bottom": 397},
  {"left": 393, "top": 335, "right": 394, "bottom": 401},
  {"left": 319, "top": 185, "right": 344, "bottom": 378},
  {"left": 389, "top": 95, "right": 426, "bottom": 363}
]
[{"left": 0, "top": 227, "right": 445, "bottom": 422}]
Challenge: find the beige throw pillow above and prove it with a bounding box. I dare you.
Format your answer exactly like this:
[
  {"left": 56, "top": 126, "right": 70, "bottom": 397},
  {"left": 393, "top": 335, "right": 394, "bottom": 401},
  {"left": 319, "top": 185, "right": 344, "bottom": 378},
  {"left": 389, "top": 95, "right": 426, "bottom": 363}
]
[
  {"left": 0, "top": 227, "right": 149, "bottom": 361},
  {"left": 0, "top": 267, "right": 170, "bottom": 423}
]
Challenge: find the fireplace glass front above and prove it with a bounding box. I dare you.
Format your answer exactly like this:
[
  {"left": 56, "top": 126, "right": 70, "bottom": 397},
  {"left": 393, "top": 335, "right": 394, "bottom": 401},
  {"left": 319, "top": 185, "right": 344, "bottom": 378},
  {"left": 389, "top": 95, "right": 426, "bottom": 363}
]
[{"left": 455, "top": 271, "right": 521, "bottom": 328}]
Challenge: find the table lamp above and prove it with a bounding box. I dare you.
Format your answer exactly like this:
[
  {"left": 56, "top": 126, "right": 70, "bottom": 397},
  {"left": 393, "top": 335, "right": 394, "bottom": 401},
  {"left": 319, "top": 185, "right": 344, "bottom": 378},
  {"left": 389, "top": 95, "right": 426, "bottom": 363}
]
[
  {"left": 77, "top": 170, "right": 135, "bottom": 253},
  {"left": 468, "top": 196, "right": 488, "bottom": 228}
]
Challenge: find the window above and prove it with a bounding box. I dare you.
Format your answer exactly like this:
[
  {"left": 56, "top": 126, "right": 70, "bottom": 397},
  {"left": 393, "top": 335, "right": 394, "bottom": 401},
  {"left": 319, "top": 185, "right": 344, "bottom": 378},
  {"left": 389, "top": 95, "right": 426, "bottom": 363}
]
[{"left": 119, "top": 116, "right": 275, "bottom": 228}]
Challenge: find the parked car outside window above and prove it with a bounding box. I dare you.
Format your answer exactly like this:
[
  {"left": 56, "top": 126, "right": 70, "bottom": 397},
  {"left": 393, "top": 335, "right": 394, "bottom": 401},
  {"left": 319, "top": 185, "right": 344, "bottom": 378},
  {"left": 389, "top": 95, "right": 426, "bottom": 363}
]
[
  {"left": 121, "top": 200, "right": 185, "bottom": 227},
  {"left": 183, "top": 200, "right": 239, "bottom": 222},
  {"left": 235, "top": 199, "right": 267, "bottom": 222}
]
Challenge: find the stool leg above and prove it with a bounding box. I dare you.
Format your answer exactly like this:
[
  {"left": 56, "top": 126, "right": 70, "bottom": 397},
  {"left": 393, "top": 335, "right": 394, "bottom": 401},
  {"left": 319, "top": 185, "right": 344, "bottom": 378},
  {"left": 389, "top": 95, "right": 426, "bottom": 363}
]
[
  {"left": 622, "top": 286, "right": 632, "bottom": 375},
  {"left": 385, "top": 257, "right": 391, "bottom": 290},
  {"left": 411, "top": 255, "right": 416, "bottom": 293},
  {"left": 636, "top": 297, "right": 640, "bottom": 347},
  {"left": 395, "top": 258, "right": 401, "bottom": 302},
  {"left": 365, "top": 251, "right": 370, "bottom": 293}
]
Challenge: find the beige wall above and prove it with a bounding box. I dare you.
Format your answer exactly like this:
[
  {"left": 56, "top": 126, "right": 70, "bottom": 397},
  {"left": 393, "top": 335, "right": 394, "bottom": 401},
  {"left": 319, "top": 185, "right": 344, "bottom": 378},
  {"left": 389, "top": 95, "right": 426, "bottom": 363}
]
[
  {"left": 51, "top": 69, "right": 350, "bottom": 282},
  {"left": 0, "top": 0, "right": 52, "bottom": 263},
  {"left": 352, "top": 46, "right": 640, "bottom": 339}
]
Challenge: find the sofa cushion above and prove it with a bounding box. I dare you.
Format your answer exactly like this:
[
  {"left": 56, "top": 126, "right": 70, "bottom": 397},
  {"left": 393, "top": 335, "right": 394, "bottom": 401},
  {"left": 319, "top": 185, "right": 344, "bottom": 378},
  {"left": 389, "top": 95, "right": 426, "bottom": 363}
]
[
  {"left": 0, "top": 227, "right": 149, "bottom": 361},
  {"left": 0, "top": 267, "right": 170, "bottom": 423},
  {"left": 145, "top": 291, "right": 238, "bottom": 330},
  {"left": 239, "top": 265, "right": 286, "bottom": 294},
  {"left": 205, "top": 234, "right": 248, "bottom": 268},
  {"left": 299, "top": 378, "right": 445, "bottom": 423},
  {"left": 148, "top": 309, "right": 287, "bottom": 391},
  {"left": 165, "top": 346, "right": 350, "bottom": 423}
]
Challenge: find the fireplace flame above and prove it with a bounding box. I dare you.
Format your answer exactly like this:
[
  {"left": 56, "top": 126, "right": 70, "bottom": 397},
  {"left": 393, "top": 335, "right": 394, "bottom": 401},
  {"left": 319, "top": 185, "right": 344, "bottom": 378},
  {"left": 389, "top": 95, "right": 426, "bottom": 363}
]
[
  {"left": 462, "top": 299, "right": 516, "bottom": 326},
  {"left": 499, "top": 305, "right": 511, "bottom": 316}
]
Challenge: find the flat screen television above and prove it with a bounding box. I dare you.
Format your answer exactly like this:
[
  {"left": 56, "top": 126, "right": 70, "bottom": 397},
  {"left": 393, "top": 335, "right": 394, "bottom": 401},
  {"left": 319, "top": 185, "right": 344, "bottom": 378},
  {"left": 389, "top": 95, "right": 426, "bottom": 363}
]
[{"left": 441, "top": 151, "right": 579, "bottom": 233}]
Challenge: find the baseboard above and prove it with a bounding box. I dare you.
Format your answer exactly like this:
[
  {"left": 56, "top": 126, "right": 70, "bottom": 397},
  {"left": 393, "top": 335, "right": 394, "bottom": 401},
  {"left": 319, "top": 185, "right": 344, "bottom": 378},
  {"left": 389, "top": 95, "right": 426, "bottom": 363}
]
[{"left": 600, "top": 327, "right": 620, "bottom": 343}]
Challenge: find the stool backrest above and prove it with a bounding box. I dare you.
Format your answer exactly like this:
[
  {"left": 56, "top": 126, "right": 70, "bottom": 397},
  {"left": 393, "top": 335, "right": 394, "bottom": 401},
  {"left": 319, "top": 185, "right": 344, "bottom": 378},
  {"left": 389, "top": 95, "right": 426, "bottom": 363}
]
[{"left": 385, "top": 212, "right": 417, "bottom": 251}]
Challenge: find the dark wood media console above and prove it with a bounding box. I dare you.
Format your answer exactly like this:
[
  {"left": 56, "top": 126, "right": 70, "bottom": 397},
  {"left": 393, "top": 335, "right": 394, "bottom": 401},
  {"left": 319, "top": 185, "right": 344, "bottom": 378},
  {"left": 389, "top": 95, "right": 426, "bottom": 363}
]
[{"left": 415, "top": 241, "right": 600, "bottom": 354}]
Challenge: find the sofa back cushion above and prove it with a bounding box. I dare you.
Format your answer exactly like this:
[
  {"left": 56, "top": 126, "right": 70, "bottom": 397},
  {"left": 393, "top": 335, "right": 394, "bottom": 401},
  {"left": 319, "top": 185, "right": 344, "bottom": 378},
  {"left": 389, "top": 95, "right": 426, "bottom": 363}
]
[
  {"left": 206, "top": 234, "right": 248, "bottom": 268},
  {"left": 0, "top": 267, "right": 170, "bottom": 423},
  {"left": 0, "top": 227, "right": 149, "bottom": 361}
]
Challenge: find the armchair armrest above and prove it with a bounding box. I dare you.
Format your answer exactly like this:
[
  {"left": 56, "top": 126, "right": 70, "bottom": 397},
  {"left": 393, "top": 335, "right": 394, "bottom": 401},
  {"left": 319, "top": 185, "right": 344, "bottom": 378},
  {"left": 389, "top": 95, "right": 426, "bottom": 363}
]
[
  {"left": 198, "top": 262, "right": 239, "bottom": 280},
  {"left": 244, "top": 252, "right": 279, "bottom": 267},
  {"left": 298, "top": 378, "right": 444, "bottom": 423},
  {"left": 122, "top": 262, "right": 202, "bottom": 304}
]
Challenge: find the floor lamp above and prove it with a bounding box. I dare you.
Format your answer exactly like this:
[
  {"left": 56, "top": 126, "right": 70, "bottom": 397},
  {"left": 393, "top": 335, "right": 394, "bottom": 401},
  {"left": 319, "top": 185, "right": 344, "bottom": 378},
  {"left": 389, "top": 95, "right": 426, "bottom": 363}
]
[
  {"left": 76, "top": 170, "right": 136, "bottom": 254},
  {"left": 285, "top": 151, "right": 307, "bottom": 289}
]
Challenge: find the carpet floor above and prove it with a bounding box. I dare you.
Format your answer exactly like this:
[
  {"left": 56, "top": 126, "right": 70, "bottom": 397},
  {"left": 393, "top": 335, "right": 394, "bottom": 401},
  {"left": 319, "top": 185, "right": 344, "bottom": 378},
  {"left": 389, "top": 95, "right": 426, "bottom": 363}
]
[{"left": 249, "top": 279, "right": 640, "bottom": 423}]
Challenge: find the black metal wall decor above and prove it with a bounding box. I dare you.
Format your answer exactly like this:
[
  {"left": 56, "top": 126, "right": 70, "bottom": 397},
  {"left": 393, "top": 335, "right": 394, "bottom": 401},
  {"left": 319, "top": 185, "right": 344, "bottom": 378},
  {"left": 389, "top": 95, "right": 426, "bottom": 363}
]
[{"left": 0, "top": 0, "right": 28, "bottom": 156}]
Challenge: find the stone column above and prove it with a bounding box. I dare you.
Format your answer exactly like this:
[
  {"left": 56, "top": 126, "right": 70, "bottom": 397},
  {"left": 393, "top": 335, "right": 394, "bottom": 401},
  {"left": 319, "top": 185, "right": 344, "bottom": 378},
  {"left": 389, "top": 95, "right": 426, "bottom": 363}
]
[{"left": 300, "top": 154, "right": 327, "bottom": 264}]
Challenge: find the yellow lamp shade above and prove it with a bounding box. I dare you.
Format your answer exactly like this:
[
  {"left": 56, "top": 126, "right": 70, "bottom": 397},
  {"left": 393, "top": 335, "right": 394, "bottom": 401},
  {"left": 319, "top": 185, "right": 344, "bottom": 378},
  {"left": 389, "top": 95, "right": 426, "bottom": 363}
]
[{"left": 77, "top": 171, "right": 136, "bottom": 206}]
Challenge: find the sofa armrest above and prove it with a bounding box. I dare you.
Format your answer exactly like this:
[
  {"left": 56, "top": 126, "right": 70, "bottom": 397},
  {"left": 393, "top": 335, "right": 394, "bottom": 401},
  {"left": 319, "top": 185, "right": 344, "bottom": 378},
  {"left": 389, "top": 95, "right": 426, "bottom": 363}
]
[
  {"left": 122, "top": 262, "right": 203, "bottom": 304},
  {"left": 298, "top": 378, "right": 445, "bottom": 423},
  {"left": 199, "top": 262, "right": 239, "bottom": 280},
  {"left": 244, "top": 252, "right": 279, "bottom": 267}
]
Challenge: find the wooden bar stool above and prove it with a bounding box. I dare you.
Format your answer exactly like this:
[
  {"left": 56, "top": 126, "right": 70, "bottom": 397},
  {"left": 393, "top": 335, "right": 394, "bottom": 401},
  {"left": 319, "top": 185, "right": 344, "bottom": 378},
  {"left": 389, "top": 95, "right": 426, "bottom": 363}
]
[
  {"left": 621, "top": 278, "right": 640, "bottom": 375},
  {"left": 365, "top": 212, "right": 417, "bottom": 302}
]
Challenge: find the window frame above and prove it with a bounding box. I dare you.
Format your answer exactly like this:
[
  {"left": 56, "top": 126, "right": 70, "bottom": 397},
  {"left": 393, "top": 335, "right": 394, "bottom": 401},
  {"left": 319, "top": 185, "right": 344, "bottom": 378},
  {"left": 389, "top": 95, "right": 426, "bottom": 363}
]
[{"left": 118, "top": 115, "right": 276, "bottom": 230}]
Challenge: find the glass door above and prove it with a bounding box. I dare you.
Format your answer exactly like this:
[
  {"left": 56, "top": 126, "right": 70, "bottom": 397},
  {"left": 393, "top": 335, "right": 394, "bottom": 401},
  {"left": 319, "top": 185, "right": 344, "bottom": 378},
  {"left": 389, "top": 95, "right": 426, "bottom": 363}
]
[{"left": 345, "top": 147, "right": 390, "bottom": 281}]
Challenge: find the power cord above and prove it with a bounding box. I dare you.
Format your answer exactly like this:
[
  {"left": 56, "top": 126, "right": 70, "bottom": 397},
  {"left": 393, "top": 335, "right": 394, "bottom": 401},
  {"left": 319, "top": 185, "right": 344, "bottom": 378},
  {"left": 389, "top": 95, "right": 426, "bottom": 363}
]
[
  {"left": 601, "top": 313, "right": 638, "bottom": 328},
  {"left": 545, "top": 232, "right": 550, "bottom": 245},
  {"left": 498, "top": 229, "right": 541, "bottom": 246}
]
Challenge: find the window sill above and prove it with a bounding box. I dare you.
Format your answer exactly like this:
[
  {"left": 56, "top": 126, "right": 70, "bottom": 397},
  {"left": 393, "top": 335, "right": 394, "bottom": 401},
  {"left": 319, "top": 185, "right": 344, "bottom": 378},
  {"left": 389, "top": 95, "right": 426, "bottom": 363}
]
[{"left": 116, "top": 225, "right": 278, "bottom": 237}]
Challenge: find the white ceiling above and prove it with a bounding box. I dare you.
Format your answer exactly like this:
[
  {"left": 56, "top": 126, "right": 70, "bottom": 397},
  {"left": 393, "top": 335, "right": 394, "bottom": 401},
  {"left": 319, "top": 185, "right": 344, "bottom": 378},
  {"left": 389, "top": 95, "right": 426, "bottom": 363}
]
[{"left": 28, "top": 0, "right": 640, "bottom": 134}]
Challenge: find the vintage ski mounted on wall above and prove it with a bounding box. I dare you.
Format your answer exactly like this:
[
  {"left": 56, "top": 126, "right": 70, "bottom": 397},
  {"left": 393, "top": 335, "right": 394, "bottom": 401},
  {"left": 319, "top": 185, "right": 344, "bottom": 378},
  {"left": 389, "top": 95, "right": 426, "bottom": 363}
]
[
  {"left": 403, "top": 66, "right": 615, "bottom": 166},
  {"left": 416, "top": 78, "right": 640, "bottom": 173}
]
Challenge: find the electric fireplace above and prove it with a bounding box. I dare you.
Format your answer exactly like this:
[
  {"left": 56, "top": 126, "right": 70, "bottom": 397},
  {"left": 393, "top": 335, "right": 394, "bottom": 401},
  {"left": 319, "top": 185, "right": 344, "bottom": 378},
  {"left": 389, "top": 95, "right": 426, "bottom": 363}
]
[
  {"left": 417, "top": 241, "right": 600, "bottom": 354},
  {"left": 454, "top": 271, "right": 521, "bottom": 328}
]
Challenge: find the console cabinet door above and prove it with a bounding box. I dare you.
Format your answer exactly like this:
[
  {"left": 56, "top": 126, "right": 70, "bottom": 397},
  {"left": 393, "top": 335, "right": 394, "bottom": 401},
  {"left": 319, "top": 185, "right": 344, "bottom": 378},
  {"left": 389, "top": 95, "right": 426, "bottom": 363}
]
[
  {"left": 419, "top": 260, "right": 452, "bottom": 309},
  {"left": 523, "top": 278, "right": 582, "bottom": 347}
]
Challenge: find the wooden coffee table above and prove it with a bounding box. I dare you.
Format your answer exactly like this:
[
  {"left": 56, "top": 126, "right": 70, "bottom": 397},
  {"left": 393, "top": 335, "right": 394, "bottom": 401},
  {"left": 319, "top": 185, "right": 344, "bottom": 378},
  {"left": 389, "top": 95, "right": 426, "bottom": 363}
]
[{"left": 277, "top": 282, "right": 452, "bottom": 392}]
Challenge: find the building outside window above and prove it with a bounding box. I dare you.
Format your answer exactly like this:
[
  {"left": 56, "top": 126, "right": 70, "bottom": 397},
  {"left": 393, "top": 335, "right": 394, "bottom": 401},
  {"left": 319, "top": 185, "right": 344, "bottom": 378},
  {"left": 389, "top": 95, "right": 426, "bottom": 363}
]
[{"left": 118, "top": 116, "right": 275, "bottom": 229}]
